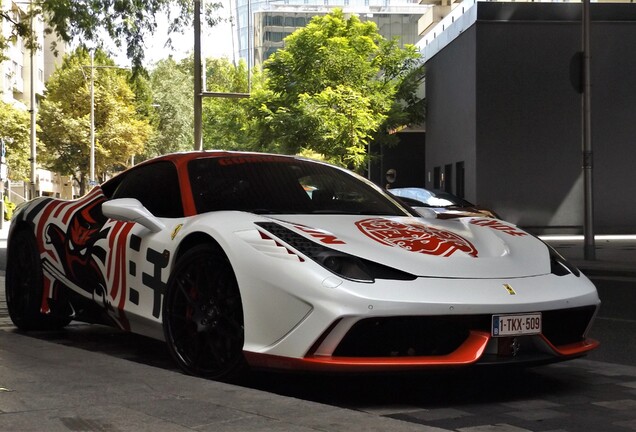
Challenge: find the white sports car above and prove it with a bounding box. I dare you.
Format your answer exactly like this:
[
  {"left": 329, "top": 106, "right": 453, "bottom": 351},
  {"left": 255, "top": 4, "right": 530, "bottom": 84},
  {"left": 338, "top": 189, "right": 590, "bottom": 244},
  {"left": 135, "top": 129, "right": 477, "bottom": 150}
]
[{"left": 6, "top": 151, "right": 600, "bottom": 381}]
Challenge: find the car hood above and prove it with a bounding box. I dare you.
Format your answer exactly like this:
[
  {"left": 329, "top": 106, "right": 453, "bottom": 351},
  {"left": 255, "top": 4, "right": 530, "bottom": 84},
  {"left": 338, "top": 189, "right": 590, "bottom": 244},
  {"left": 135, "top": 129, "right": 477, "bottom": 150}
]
[{"left": 267, "top": 215, "right": 551, "bottom": 279}]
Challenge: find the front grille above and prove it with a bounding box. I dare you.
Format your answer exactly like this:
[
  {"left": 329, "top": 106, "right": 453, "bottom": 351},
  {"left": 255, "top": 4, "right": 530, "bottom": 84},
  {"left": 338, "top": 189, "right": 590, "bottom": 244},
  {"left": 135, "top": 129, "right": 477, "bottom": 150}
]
[
  {"left": 542, "top": 306, "right": 597, "bottom": 346},
  {"left": 333, "top": 315, "right": 490, "bottom": 357},
  {"left": 332, "top": 306, "right": 597, "bottom": 358}
]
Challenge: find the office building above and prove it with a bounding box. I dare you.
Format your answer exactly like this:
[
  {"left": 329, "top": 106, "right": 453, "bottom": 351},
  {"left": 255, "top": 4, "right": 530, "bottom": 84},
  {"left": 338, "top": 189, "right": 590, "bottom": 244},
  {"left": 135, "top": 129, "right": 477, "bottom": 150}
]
[
  {"left": 234, "top": 0, "right": 435, "bottom": 66},
  {"left": 1, "top": 0, "right": 71, "bottom": 201}
]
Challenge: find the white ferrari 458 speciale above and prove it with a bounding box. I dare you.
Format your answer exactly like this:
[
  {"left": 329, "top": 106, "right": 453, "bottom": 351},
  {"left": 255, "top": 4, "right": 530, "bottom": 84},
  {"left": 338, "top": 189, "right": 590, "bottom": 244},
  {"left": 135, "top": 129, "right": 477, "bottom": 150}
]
[{"left": 6, "top": 151, "right": 599, "bottom": 381}]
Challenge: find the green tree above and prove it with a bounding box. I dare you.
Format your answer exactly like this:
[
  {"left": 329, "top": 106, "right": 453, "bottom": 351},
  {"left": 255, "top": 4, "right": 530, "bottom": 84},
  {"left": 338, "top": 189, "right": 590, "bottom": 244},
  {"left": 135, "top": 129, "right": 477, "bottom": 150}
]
[
  {"left": 201, "top": 58, "right": 253, "bottom": 150},
  {"left": 248, "top": 9, "right": 422, "bottom": 170},
  {"left": 373, "top": 62, "right": 426, "bottom": 148},
  {"left": 130, "top": 72, "right": 156, "bottom": 120},
  {"left": 144, "top": 57, "right": 194, "bottom": 158},
  {"left": 38, "top": 48, "right": 152, "bottom": 194},
  {"left": 0, "top": 101, "right": 37, "bottom": 181},
  {"left": 1, "top": 0, "right": 222, "bottom": 70}
]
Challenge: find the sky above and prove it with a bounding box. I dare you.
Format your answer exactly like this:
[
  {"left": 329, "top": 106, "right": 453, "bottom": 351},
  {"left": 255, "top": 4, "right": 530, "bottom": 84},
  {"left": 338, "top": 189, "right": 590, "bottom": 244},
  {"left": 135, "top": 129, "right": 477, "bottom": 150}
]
[
  {"left": 146, "top": 0, "right": 235, "bottom": 65},
  {"left": 112, "top": 0, "right": 235, "bottom": 68}
]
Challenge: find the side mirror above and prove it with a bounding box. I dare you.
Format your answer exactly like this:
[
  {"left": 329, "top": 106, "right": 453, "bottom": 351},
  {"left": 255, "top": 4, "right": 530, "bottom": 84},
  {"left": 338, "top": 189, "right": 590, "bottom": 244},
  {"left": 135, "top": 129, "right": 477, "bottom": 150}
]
[{"left": 102, "top": 198, "right": 165, "bottom": 233}]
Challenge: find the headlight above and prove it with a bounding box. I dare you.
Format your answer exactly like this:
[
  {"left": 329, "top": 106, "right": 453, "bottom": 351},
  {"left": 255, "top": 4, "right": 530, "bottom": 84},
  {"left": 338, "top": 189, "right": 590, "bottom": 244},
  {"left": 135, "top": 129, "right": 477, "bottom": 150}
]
[{"left": 256, "top": 222, "right": 416, "bottom": 283}]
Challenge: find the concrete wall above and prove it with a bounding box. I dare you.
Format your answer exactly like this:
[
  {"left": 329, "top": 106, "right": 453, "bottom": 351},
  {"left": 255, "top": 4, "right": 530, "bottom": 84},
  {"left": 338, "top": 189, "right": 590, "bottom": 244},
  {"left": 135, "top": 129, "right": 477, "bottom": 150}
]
[
  {"left": 591, "top": 20, "right": 636, "bottom": 232},
  {"left": 475, "top": 11, "right": 583, "bottom": 229},
  {"left": 425, "top": 26, "right": 478, "bottom": 199},
  {"left": 424, "top": 2, "right": 636, "bottom": 233},
  {"left": 369, "top": 132, "right": 427, "bottom": 188}
]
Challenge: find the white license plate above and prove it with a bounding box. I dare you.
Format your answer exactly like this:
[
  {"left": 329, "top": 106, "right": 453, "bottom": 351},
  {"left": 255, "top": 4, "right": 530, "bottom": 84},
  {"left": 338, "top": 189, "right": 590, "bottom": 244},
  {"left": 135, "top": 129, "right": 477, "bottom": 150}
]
[{"left": 491, "top": 313, "right": 542, "bottom": 337}]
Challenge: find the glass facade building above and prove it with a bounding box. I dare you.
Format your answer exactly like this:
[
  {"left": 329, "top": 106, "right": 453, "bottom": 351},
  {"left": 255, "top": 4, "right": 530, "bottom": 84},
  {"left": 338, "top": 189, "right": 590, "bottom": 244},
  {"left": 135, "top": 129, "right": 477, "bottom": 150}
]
[{"left": 234, "top": 0, "right": 432, "bottom": 66}]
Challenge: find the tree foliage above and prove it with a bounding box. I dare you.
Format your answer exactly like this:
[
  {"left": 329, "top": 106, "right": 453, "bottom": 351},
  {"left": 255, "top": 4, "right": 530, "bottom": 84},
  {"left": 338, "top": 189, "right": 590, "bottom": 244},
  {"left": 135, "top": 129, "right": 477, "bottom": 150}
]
[
  {"left": 0, "top": 101, "right": 37, "bottom": 181},
  {"left": 1, "top": 0, "right": 222, "bottom": 70},
  {"left": 38, "top": 48, "right": 152, "bottom": 193},
  {"left": 248, "top": 9, "right": 423, "bottom": 171},
  {"left": 201, "top": 58, "right": 254, "bottom": 150},
  {"left": 144, "top": 57, "right": 194, "bottom": 159},
  {"left": 373, "top": 62, "right": 426, "bottom": 148},
  {"left": 144, "top": 56, "right": 254, "bottom": 158}
]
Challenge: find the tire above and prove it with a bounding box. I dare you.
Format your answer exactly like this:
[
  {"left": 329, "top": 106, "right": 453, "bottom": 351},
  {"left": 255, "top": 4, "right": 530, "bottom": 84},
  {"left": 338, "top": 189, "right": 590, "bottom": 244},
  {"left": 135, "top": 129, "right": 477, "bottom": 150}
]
[
  {"left": 6, "top": 228, "right": 71, "bottom": 331},
  {"left": 163, "top": 244, "right": 247, "bottom": 381}
]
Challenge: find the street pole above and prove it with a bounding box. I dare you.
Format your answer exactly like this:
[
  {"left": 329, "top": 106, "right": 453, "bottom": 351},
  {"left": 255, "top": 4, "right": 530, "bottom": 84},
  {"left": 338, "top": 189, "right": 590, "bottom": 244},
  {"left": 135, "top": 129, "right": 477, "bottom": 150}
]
[
  {"left": 90, "top": 50, "right": 95, "bottom": 183},
  {"left": 29, "top": 0, "right": 37, "bottom": 199},
  {"left": 194, "top": 0, "right": 203, "bottom": 151},
  {"left": 195, "top": 2, "right": 250, "bottom": 133},
  {"left": 81, "top": 56, "right": 129, "bottom": 188},
  {"left": 582, "top": 0, "right": 595, "bottom": 260},
  {"left": 247, "top": 0, "right": 252, "bottom": 92}
]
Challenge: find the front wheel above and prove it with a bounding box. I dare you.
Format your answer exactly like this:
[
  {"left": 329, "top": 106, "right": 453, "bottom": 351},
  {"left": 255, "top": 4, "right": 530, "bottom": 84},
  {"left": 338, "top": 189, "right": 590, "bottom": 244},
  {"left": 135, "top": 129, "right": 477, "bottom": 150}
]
[
  {"left": 6, "top": 228, "right": 71, "bottom": 330},
  {"left": 163, "top": 244, "right": 246, "bottom": 381}
]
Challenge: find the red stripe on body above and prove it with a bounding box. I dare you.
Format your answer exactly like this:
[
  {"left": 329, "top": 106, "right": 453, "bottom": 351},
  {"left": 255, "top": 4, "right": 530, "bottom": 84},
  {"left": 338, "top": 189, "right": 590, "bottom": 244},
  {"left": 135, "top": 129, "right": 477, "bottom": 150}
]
[
  {"left": 61, "top": 188, "right": 103, "bottom": 225},
  {"left": 106, "top": 221, "right": 134, "bottom": 310},
  {"left": 107, "top": 222, "right": 124, "bottom": 289},
  {"left": 52, "top": 200, "right": 71, "bottom": 219},
  {"left": 115, "top": 223, "right": 135, "bottom": 311},
  {"left": 35, "top": 201, "right": 64, "bottom": 255}
]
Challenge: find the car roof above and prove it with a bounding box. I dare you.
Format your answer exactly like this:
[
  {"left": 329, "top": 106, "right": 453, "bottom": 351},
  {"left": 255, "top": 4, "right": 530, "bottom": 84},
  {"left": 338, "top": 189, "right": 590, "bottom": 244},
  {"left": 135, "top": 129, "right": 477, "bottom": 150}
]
[{"left": 136, "top": 151, "right": 301, "bottom": 169}]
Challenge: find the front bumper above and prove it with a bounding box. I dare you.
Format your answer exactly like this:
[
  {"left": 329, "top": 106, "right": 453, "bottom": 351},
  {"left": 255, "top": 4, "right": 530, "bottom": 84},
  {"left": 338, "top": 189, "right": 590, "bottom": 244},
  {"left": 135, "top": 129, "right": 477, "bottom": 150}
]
[{"left": 245, "top": 305, "right": 599, "bottom": 372}]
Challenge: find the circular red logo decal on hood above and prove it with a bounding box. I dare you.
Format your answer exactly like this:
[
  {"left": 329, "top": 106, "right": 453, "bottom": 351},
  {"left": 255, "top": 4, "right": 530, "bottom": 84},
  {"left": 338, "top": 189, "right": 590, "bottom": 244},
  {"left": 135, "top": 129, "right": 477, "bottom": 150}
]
[{"left": 355, "top": 218, "right": 478, "bottom": 258}]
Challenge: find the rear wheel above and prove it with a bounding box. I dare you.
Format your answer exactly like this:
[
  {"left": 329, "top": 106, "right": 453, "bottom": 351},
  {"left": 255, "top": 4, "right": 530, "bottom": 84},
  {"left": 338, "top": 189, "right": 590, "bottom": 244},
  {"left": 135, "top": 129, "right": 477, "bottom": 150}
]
[
  {"left": 163, "top": 244, "right": 246, "bottom": 381},
  {"left": 6, "top": 228, "right": 71, "bottom": 330}
]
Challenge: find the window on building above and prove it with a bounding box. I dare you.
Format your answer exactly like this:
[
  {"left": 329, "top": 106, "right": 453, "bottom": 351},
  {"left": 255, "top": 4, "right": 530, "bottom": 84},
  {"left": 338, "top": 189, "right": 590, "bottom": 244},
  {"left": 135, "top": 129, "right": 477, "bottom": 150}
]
[
  {"left": 444, "top": 164, "right": 453, "bottom": 193},
  {"left": 267, "top": 15, "right": 283, "bottom": 26},
  {"left": 433, "top": 166, "right": 441, "bottom": 190},
  {"left": 265, "top": 31, "right": 286, "bottom": 42},
  {"left": 455, "top": 161, "right": 465, "bottom": 198}
]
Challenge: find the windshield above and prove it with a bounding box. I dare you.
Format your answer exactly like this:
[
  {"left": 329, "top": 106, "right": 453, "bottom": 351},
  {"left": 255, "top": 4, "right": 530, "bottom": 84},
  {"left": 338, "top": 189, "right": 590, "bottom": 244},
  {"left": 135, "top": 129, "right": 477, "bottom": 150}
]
[
  {"left": 390, "top": 188, "right": 463, "bottom": 208},
  {"left": 188, "top": 155, "right": 410, "bottom": 216}
]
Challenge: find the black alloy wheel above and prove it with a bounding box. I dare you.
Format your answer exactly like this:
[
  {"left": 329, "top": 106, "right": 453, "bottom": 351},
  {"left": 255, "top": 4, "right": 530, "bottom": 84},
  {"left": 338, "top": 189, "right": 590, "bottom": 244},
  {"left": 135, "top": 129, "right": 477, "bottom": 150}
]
[
  {"left": 6, "top": 228, "right": 71, "bottom": 330},
  {"left": 163, "top": 244, "right": 246, "bottom": 381}
]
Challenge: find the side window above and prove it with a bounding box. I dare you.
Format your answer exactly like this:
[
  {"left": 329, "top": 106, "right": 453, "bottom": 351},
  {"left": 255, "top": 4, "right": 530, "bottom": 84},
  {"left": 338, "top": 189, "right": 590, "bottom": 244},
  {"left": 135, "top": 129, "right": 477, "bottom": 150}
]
[{"left": 111, "top": 162, "right": 184, "bottom": 218}]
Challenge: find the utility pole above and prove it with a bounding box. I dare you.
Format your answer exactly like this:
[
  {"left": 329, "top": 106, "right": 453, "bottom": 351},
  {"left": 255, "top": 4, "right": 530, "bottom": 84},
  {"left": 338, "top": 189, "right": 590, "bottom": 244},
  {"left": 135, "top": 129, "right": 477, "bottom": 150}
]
[
  {"left": 90, "top": 50, "right": 95, "bottom": 183},
  {"left": 582, "top": 0, "right": 595, "bottom": 260},
  {"left": 247, "top": 0, "right": 252, "bottom": 92},
  {"left": 81, "top": 54, "right": 129, "bottom": 187},
  {"left": 194, "top": 0, "right": 203, "bottom": 151},
  {"left": 29, "top": 0, "right": 37, "bottom": 199},
  {"left": 193, "top": 0, "right": 250, "bottom": 150}
]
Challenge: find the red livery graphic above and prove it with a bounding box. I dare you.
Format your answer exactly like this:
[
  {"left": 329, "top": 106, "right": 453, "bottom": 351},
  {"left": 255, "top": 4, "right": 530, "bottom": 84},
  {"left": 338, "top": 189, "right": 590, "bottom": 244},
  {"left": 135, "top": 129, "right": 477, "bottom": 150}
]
[
  {"left": 355, "top": 218, "right": 478, "bottom": 257},
  {"left": 469, "top": 219, "right": 528, "bottom": 237},
  {"left": 33, "top": 188, "right": 136, "bottom": 330},
  {"left": 293, "top": 224, "right": 345, "bottom": 245}
]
